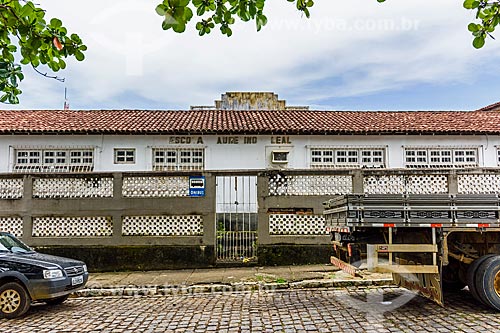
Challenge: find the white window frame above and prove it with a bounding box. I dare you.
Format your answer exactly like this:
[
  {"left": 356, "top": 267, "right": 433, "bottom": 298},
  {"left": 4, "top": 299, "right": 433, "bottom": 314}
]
[
  {"left": 12, "top": 147, "right": 94, "bottom": 173},
  {"left": 114, "top": 148, "right": 136, "bottom": 164},
  {"left": 152, "top": 147, "right": 205, "bottom": 171},
  {"left": 404, "top": 146, "right": 479, "bottom": 168},
  {"left": 271, "top": 150, "right": 289, "bottom": 164},
  {"left": 309, "top": 146, "right": 386, "bottom": 169}
]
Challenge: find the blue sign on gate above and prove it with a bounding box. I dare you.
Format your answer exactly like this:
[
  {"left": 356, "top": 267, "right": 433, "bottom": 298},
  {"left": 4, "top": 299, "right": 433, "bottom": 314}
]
[{"left": 189, "top": 176, "right": 206, "bottom": 197}]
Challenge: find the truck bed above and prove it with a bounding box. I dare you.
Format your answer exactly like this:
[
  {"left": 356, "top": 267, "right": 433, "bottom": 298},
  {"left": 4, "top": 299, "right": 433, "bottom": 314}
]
[{"left": 323, "top": 194, "right": 500, "bottom": 228}]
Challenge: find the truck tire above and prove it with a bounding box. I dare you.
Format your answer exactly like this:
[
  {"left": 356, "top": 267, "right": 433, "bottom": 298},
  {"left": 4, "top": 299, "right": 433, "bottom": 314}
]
[
  {"left": 0, "top": 282, "right": 31, "bottom": 319},
  {"left": 475, "top": 255, "right": 500, "bottom": 311},
  {"left": 466, "top": 254, "right": 496, "bottom": 304}
]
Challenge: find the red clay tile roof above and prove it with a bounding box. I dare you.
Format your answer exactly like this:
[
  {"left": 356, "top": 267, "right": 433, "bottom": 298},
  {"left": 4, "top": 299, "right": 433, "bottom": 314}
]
[
  {"left": 0, "top": 109, "right": 498, "bottom": 135},
  {"left": 476, "top": 101, "right": 500, "bottom": 112}
]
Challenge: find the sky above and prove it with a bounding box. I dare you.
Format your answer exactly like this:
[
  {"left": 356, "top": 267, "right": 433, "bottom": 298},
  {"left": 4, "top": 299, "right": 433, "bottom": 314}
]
[{"left": 1, "top": 0, "right": 500, "bottom": 111}]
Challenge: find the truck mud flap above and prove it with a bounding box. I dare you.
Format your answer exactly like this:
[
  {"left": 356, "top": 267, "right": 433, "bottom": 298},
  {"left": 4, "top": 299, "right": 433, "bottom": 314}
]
[{"left": 392, "top": 258, "right": 443, "bottom": 306}]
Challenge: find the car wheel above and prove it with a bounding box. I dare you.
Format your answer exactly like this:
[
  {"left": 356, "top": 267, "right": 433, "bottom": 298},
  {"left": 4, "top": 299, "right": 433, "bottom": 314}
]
[
  {"left": 45, "top": 295, "right": 69, "bottom": 306},
  {"left": 0, "top": 282, "right": 31, "bottom": 319},
  {"left": 467, "top": 254, "right": 496, "bottom": 304},
  {"left": 475, "top": 255, "right": 500, "bottom": 311}
]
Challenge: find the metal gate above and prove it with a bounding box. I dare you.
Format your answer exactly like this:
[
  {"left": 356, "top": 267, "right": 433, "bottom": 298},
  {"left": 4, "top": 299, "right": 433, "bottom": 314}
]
[{"left": 216, "top": 176, "right": 258, "bottom": 263}]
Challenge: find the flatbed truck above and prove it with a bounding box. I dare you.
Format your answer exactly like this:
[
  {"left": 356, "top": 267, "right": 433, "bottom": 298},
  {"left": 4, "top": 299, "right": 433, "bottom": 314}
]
[{"left": 323, "top": 194, "right": 500, "bottom": 310}]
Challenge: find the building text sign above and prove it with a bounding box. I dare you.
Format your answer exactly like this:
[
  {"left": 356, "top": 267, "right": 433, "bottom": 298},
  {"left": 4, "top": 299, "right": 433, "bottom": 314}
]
[
  {"left": 169, "top": 137, "right": 204, "bottom": 144},
  {"left": 216, "top": 136, "right": 258, "bottom": 144}
]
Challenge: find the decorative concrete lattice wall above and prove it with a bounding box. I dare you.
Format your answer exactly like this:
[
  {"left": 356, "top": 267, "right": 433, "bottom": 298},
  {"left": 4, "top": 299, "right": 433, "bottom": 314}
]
[
  {"left": 406, "top": 175, "right": 448, "bottom": 194},
  {"left": 122, "top": 176, "right": 189, "bottom": 198},
  {"left": 269, "top": 214, "right": 327, "bottom": 235},
  {"left": 32, "top": 217, "right": 113, "bottom": 237},
  {"left": 0, "top": 217, "right": 23, "bottom": 237},
  {"left": 122, "top": 215, "right": 203, "bottom": 236},
  {"left": 364, "top": 175, "right": 405, "bottom": 194},
  {"left": 458, "top": 174, "right": 500, "bottom": 194},
  {"left": 33, "top": 177, "right": 113, "bottom": 198},
  {"left": 364, "top": 175, "right": 448, "bottom": 194},
  {"left": 0, "top": 178, "right": 23, "bottom": 199},
  {"left": 268, "top": 175, "right": 352, "bottom": 196}
]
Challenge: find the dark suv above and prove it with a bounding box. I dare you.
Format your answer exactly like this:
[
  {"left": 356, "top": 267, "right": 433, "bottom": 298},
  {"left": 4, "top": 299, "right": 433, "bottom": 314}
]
[{"left": 0, "top": 232, "right": 89, "bottom": 318}]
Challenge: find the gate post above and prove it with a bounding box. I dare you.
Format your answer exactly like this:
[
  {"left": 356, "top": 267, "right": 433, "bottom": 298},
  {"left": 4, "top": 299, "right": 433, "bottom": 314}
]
[
  {"left": 257, "top": 173, "right": 270, "bottom": 246},
  {"left": 203, "top": 173, "right": 216, "bottom": 248},
  {"left": 352, "top": 170, "right": 364, "bottom": 194},
  {"left": 112, "top": 173, "right": 123, "bottom": 241},
  {"left": 447, "top": 171, "right": 459, "bottom": 195},
  {"left": 21, "top": 175, "right": 33, "bottom": 243}
]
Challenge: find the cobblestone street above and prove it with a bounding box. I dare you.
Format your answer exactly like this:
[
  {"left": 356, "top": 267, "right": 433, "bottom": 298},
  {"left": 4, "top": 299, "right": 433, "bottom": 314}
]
[{"left": 1, "top": 287, "right": 499, "bottom": 333}]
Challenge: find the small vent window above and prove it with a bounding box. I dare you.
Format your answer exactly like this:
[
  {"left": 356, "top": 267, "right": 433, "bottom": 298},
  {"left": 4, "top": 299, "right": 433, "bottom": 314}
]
[{"left": 272, "top": 151, "right": 289, "bottom": 164}]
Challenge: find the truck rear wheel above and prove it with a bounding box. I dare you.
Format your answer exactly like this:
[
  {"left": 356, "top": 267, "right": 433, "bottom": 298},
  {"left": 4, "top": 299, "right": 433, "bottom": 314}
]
[
  {"left": 0, "top": 282, "right": 31, "bottom": 319},
  {"left": 467, "top": 254, "right": 496, "bottom": 304},
  {"left": 475, "top": 255, "right": 500, "bottom": 311}
]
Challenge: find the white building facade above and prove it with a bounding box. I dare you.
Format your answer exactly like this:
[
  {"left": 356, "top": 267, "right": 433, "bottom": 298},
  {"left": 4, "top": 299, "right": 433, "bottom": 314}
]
[{"left": 0, "top": 133, "right": 495, "bottom": 173}]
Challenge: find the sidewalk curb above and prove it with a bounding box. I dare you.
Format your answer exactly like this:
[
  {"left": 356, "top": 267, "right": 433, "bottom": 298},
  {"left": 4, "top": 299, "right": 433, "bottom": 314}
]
[{"left": 72, "top": 278, "right": 394, "bottom": 298}]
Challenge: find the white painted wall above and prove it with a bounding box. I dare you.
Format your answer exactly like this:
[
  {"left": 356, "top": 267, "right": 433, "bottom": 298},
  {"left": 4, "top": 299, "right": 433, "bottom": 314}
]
[{"left": 0, "top": 133, "right": 499, "bottom": 172}]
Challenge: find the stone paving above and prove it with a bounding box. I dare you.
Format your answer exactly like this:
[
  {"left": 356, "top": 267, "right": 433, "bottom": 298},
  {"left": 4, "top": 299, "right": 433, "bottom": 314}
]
[{"left": 1, "top": 287, "right": 499, "bottom": 333}]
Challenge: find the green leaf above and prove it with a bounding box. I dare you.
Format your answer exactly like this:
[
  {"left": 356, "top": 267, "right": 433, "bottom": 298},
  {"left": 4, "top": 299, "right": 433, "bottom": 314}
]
[
  {"left": 20, "top": 3, "right": 34, "bottom": 17},
  {"left": 8, "top": 94, "right": 19, "bottom": 104},
  {"left": 468, "top": 23, "right": 479, "bottom": 32},
  {"left": 9, "top": 76, "right": 17, "bottom": 87},
  {"left": 50, "top": 18, "right": 63, "bottom": 28},
  {"left": 173, "top": 22, "right": 186, "bottom": 33},
  {"left": 75, "top": 51, "right": 85, "bottom": 61},
  {"left": 155, "top": 4, "right": 166, "bottom": 15},
  {"left": 256, "top": 14, "right": 267, "bottom": 31},
  {"left": 464, "top": 0, "right": 475, "bottom": 9},
  {"left": 473, "top": 36, "right": 486, "bottom": 48}
]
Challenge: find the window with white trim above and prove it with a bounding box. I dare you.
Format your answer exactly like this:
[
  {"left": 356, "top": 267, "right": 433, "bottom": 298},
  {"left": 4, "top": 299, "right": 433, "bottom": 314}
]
[
  {"left": 114, "top": 149, "right": 135, "bottom": 164},
  {"left": 310, "top": 147, "right": 385, "bottom": 168},
  {"left": 152, "top": 148, "right": 204, "bottom": 171},
  {"left": 404, "top": 147, "right": 478, "bottom": 168},
  {"left": 13, "top": 148, "right": 94, "bottom": 172},
  {"left": 271, "top": 150, "right": 289, "bottom": 164}
]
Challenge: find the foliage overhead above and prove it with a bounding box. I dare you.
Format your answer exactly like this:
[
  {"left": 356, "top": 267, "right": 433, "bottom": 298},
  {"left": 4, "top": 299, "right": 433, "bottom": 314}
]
[
  {"left": 377, "top": 0, "right": 498, "bottom": 49},
  {"left": 0, "top": 0, "right": 86, "bottom": 104},
  {"left": 463, "top": 0, "right": 500, "bottom": 49},
  {"left": 156, "top": 0, "right": 499, "bottom": 49},
  {"left": 155, "top": 0, "right": 314, "bottom": 37},
  {"left": 1, "top": 0, "right": 499, "bottom": 104}
]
